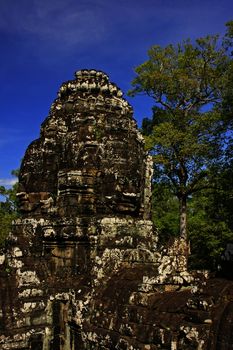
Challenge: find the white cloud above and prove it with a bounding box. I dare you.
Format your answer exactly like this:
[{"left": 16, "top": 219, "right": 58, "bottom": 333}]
[
  {"left": 0, "top": 0, "right": 108, "bottom": 50},
  {"left": 0, "top": 178, "right": 17, "bottom": 186},
  {"left": 0, "top": 0, "right": 229, "bottom": 60}
]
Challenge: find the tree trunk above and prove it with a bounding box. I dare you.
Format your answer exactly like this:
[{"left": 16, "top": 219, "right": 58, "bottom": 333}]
[
  {"left": 179, "top": 196, "right": 187, "bottom": 241},
  {"left": 179, "top": 195, "right": 190, "bottom": 270}
]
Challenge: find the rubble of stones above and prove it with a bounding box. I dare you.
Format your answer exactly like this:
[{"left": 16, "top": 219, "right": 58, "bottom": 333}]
[{"left": 0, "top": 70, "right": 233, "bottom": 350}]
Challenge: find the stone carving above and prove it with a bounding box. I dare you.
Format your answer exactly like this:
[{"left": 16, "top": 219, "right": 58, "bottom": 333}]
[
  {"left": 0, "top": 70, "right": 232, "bottom": 350},
  {"left": 17, "top": 70, "right": 148, "bottom": 220}
]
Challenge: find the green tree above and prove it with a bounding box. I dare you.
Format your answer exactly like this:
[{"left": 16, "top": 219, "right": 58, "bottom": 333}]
[
  {"left": 0, "top": 172, "right": 19, "bottom": 246},
  {"left": 130, "top": 32, "right": 232, "bottom": 243},
  {"left": 188, "top": 190, "right": 233, "bottom": 270},
  {"left": 151, "top": 182, "right": 179, "bottom": 245},
  {"left": 190, "top": 163, "right": 233, "bottom": 269}
]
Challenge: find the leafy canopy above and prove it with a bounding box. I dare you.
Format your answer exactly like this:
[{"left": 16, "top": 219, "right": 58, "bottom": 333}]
[
  {"left": 129, "top": 24, "right": 233, "bottom": 243},
  {"left": 129, "top": 33, "right": 232, "bottom": 199},
  {"left": 0, "top": 171, "right": 19, "bottom": 246},
  {"left": 129, "top": 36, "right": 229, "bottom": 110}
]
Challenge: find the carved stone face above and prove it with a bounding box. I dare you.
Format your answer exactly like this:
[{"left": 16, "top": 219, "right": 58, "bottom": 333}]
[{"left": 18, "top": 70, "right": 151, "bottom": 220}]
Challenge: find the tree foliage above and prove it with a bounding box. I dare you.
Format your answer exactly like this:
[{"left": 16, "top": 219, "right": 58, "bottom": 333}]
[
  {"left": 189, "top": 160, "right": 233, "bottom": 269},
  {"left": 150, "top": 162, "right": 233, "bottom": 270},
  {"left": 151, "top": 183, "right": 179, "bottom": 245},
  {"left": 0, "top": 172, "right": 19, "bottom": 246},
  {"left": 130, "top": 26, "right": 233, "bottom": 243}
]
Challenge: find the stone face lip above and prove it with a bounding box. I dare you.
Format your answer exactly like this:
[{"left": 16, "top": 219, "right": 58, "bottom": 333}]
[{"left": 1, "top": 70, "right": 229, "bottom": 350}]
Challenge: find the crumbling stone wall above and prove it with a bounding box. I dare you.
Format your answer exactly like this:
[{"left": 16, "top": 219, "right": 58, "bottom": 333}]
[{"left": 0, "top": 70, "right": 232, "bottom": 350}]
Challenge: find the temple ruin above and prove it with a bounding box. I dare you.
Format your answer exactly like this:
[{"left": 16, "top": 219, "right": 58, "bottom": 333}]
[{"left": 1, "top": 70, "right": 233, "bottom": 350}]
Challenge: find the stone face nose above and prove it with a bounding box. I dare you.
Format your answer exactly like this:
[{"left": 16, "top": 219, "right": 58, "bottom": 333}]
[{"left": 17, "top": 69, "right": 152, "bottom": 221}]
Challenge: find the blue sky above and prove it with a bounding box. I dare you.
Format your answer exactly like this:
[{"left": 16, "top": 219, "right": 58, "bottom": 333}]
[{"left": 0, "top": 0, "right": 233, "bottom": 185}]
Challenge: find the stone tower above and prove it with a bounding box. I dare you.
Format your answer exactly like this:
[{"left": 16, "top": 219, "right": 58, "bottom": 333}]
[{"left": 18, "top": 70, "right": 153, "bottom": 223}]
